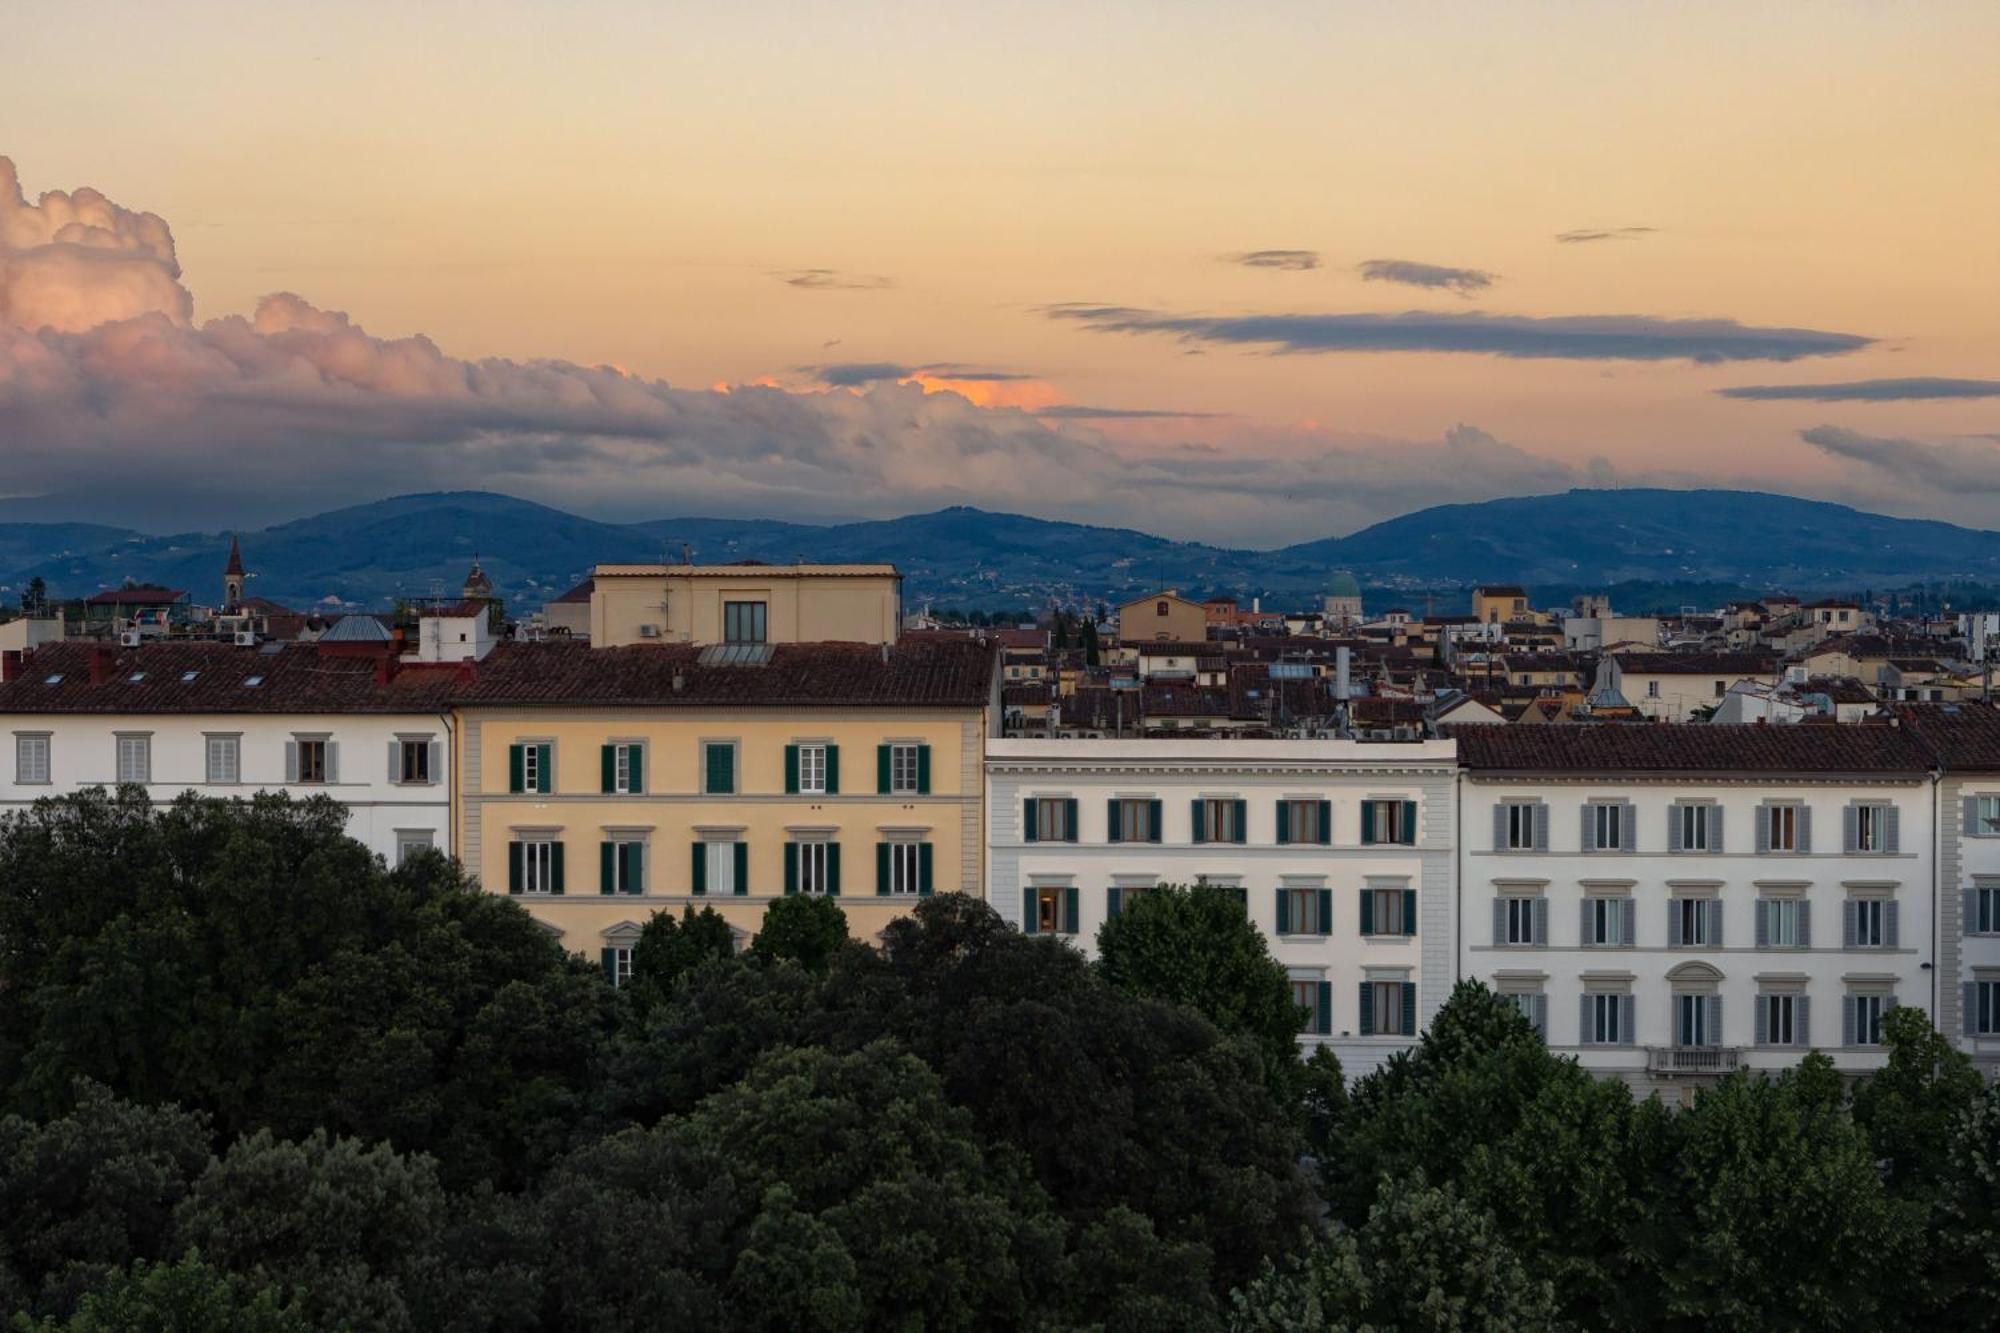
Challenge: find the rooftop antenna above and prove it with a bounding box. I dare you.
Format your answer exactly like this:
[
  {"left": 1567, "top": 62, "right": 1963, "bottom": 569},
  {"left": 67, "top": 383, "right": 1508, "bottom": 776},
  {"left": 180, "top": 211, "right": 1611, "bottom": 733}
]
[{"left": 681, "top": 542, "right": 693, "bottom": 565}]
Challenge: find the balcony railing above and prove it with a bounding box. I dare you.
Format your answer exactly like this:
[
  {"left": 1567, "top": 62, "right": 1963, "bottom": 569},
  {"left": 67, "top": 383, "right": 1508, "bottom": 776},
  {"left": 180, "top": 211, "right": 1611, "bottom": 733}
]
[{"left": 1646, "top": 1045, "right": 1744, "bottom": 1076}]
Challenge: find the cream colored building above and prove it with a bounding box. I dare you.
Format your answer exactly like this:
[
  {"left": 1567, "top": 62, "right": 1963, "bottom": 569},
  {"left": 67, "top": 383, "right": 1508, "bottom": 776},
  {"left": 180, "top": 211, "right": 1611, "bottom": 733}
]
[
  {"left": 453, "top": 637, "right": 998, "bottom": 975},
  {"left": 588, "top": 562, "right": 902, "bottom": 648},
  {"left": 1115, "top": 591, "right": 1208, "bottom": 644}
]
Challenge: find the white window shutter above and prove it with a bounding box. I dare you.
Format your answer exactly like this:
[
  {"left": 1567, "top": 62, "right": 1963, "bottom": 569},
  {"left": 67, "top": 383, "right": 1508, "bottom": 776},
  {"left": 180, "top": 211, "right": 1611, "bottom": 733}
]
[
  {"left": 1709, "top": 806, "right": 1724, "bottom": 852},
  {"left": 1797, "top": 805, "right": 1812, "bottom": 852},
  {"left": 1884, "top": 805, "right": 1900, "bottom": 853},
  {"left": 284, "top": 741, "right": 299, "bottom": 783},
  {"left": 1756, "top": 807, "right": 1770, "bottom": 854},
  {"left": 430, "top": 740, "right": 443, "bottom": 785},
  {"left": 388, "top": 741, "right": 400, "bottom": 781},
  {"left": 1533, "top": 803, "right": 1549, "bottom": 851},
  {"left": 325, "top": 742, "right": 339, "bottom": 784}
]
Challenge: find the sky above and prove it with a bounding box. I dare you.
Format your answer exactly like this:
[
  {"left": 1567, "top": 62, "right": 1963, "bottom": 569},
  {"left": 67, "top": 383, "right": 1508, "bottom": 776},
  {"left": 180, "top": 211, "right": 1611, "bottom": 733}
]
[{"left": 3, "top": 1, "right": 1998, "bottom": 545}]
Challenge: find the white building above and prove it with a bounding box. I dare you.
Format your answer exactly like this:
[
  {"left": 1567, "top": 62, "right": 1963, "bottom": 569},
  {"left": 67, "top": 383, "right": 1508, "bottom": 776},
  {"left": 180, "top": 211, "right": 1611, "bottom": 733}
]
[
  {"left": 1902, "top": 707, "right": 2000, "bottom": 1076},
  {"left": 0, "top": 636, "right": 463, "bottom": 866},
  {"left": 1458, "top": 725, "right": 1937, "bottom": 1099},
  {"left": 985, "top": 737, "right": 1458, "bottom": 1077}
]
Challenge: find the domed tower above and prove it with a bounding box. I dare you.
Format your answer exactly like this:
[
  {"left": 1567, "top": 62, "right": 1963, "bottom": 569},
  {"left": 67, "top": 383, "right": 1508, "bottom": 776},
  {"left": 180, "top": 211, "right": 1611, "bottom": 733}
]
[
  {"left": 1322, "top": 569, "right": 1363, "bottom": 628},
  {"left": 223, "top": 537, "right": 247, "bottom": 613}
]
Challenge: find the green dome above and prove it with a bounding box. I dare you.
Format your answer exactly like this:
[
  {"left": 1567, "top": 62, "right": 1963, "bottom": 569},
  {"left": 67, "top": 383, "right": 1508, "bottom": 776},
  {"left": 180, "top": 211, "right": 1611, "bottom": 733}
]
[{"left": 1325, "top": 569, "right": 1361, "bottom": 598}]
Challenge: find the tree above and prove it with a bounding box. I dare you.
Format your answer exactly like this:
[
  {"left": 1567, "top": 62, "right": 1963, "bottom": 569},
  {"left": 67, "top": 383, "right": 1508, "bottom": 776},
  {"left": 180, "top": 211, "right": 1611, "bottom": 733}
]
[
  {"left": 1094, "top": 883, "right": 1304, "bottom": 1085},
  {"left": 1081, "top": 618, "right": 1101, "bottom": 667},
  {"left": 748, "top": 894, "right": 849, "bottom": 972},
  {"left": 19, "top": 1252, "right": 308, "bottom": 1333},
  {"left": 1850, "top": 1004, "right": 1985, "bottom": 1198},
  {"left": 1932, "top": 1081, "right": 2000, "bottom": 1326},
  {"left": 626, "top": 905, "right": 736, "bottom": 1012}
]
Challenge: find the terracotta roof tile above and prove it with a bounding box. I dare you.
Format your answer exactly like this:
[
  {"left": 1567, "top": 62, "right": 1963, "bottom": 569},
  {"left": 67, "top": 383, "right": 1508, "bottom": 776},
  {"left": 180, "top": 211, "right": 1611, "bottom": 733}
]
[{"left": 1458, "top": 723, "right": 1929, "bottom": 774}]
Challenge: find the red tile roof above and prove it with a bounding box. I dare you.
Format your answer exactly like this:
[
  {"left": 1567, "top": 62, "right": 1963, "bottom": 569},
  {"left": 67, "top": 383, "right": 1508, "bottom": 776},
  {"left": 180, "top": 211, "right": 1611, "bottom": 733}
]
[
  {"left": 0, "top": 641, "right": 461, "bottom": 714},
  {"left": 1458, "top": 723, "right": 1930, "bottom": 774},
  {"left": 84, "top": 587, "right": 188, "bottom": 606}
]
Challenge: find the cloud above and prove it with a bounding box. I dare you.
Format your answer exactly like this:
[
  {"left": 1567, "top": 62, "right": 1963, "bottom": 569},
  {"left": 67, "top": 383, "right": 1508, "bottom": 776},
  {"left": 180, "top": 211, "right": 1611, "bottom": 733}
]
[
  {"left": 1044, "top": 304, "right": 1872, "bottom": 363},
  {"left": 1801, "top": 425, "right": 2000, "bottom": 494},
  {"left": 1555, "top": 226, "right": 1657, "bottom": 244},
  {"left": 801, "top": 361, "right": 1037, "bottom": 387},
  {"left": 1719, "top": 377, "right": 2000, "bottom": 402},
  {"left": 1356, "top": 258, "right": 1496, "bottom": 296},
  {"left": 1227, "top": 250, "right": 1321, "bottom": 272},
  {"left": 773, "top": 268, "right": 894, "bottom": 291},
  {"left": 0, "top": 157, "right": 189, "bottom": 333},
  {"left": 1030, "top": 405, "right": 1227, "bottom": 420}
]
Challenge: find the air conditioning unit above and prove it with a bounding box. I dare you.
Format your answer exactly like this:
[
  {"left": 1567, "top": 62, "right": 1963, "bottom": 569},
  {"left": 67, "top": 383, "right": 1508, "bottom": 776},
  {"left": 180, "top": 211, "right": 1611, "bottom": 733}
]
[
  {"left": 119, "top": 630, "right": 142, "bottom": 647},
  {"left": 637, "top": 624, "right": 660, "bottom": 638},
  {"left": 234, "top": 631, "right": 259, "bottom": 648}
]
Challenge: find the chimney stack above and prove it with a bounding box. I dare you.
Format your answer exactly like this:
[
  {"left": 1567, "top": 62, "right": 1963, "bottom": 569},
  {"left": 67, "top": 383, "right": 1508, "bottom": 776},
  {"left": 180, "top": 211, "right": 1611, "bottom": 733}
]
[{"left": 89, "top": 645, "right": 115, "bottom": 685}]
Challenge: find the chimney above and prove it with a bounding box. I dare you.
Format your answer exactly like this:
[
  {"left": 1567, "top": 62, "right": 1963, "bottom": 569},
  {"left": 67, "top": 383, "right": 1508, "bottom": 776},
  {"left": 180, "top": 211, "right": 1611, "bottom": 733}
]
[
  {"left": 0, "top": 649, "right": 20, "bottom": 683},
  {"left": 672, "top": 671, "right": 685, "bottom": 693},
  {"left": 89, "top": 644, "right": 115, "bottom": 685},
  {"left": 375, "top": 654, "right": 400, "bottom": 686}
]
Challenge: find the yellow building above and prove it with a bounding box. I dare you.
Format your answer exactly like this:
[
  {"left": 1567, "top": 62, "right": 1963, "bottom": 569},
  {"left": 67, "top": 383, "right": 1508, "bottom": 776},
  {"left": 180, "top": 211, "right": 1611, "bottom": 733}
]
[
  {"left": 588, "top": 561, "right": 903, "bottom": 647},
  {"left": 453, "top": 637, "right": 998, "bottom": 974},
  {"left": 1471, "top": 585, "right": 1530, "bottom": 625},
  {"left": 1114, "top": 591, "right": 1208, "bottom": 644}
]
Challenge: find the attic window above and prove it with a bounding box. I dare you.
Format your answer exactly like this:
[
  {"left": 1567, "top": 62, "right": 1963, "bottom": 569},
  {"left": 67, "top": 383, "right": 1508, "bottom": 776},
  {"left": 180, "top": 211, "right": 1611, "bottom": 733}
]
[
  {"left": 43, "top": 673, "right": 63, "bottom": 685},
  {"left": 243, "top": 675, "right": 264, "bottom": 687}
]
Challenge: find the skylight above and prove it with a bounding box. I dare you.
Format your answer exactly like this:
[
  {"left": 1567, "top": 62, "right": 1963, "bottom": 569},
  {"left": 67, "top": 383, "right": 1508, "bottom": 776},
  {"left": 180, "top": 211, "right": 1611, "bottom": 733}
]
[
  {"left": 43, "top": 673, "right": 63, "bottom": 684},
  {"left": 128, "top": 672, "right": 146, "bottom": 683},
  {"left": 181, "top": 671, "right": 199, "bottom": 682},
  {"left": 243, "top": 675, "right": 264, "bottom": 687}
]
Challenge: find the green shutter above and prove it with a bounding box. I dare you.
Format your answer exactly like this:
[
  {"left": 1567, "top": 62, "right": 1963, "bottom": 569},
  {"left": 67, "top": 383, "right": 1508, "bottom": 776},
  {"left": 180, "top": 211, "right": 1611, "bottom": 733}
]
[
  {"left": 1107, "top": 886, "right": 1122, "bottom": 919},
  {"left": 784, "top": 744, "right": 799, "bottom": 794},
  {"left": 917, "top": 745, "right": 932, "bottom": 794},
  {"left": 706, "top": 743, "right": 734, "bottom": 794},
  {"left": 825, "top": 744, "right": 840, "bottom": 794},
  {"left": 601, "top": 744, "right": 616, "bottom": 794},
  {"left": 733, "top": 841, "right": 748, "bottom": 895},
  {"left": 1064, "top": 798, "right": 1078, "bottom": 842},
  {"left": 1315, "top": 981, "right": 1332, "bottom": 1036},
  {"left": 1276, "top": 889, "right": 1291, "bottom": 935},
  {"left": 1401, "top": 801, "right": 1418, "bottom": 845},
  {"left": 508, "top": 744, "right": 524, "bottom": 794},
  {"left": 1024, "top": 891, "right": 1039, "bottom": 933},
  {"left": 1063, "top": 886, "right": 1080, "bottom": 935},
  {"left": 1318, "top": 888, "right": 1333, "bottom": 936},
  {"left": 877, "top": 744, "right": 892, "bottom": 793},
  {"left": 1231, "top": 799, "right": 1247, "bottom": 844},
  {"left": 692, "top": 841, "right": 707, "bottom": 895},
  {"left": 918, "top": 843, "right": 934, "bottom": 897},
  {"left": 783, "top": 843, "right": 798, "bottom": 895},
  {"left": 1316, "top": 800, "right": 1331, "bottom": 844},
  {"left": 600, "top": 841, "right": 616, "bottom": 895},
  {"left": 826, "top": 843, "right": 842, "bottom": 897},
  {"left": 1147, "top": 799, "right": 1162, "bottom": 844},
  {"left": 1276, "top": 800, "right": 1291, "bottom": 845},
  {"left": 601, "top": 948, "right": 617, "bottom": 985},
  {"left": 1358, "top": 982, "right": 1374, "bottom": 1035},
  {"left": 1024, "top": 798, "right": 1039, "bottom": 843},
  {"left": 507, "top": 841, "right": 523, "bottom": 894},
  {"left": 1191, "top": 799, "right": 1207, "bottom": 843},
  {"left": 536, "top": 744, "right": 553, "bottom": 795},
  {"left": 1107, "top": 799, "right": 1122, "bottom": 843},
  {"left": 1360, "top": 801, "right": 1377, "bottom": 845},
  {"left": 1403, "top": 888, "right": 1418, "bottom": 936},
  {"left": 622, "top": 842, "right": 644, "bottom": 895},
  {"left": 1360, "top": 889, "right": 1375, "bottom": 936},
  {"left": 876, "top": 842, "right": 891, "bottom": 896},
  {"left": 1401, "top": 982, "right": 1417, "bottom": 1036},
  {"left": 626, "top": 746, "right": 642, "bottom": 795},
  {"left": 550, "top": 841, "right": 565, "bottom": 894}
]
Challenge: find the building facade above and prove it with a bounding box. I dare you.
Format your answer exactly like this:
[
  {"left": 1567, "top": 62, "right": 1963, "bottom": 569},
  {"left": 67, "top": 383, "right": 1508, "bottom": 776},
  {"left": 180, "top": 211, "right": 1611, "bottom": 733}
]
[
  {"left": 0, "top": 640, "right": 459, "bottom": 865},
  {"left": 454, "top": 638, "right": 997, "bottom": 976},
  {"left": 1458, "top": 726, "right": 1936, "bottom": 1098},
  {"left": 588, "top": 563, "right": 903, "bottom": 648},
  {"left": 985, "top": 738, "right": 1457, "bottom": 1077}
]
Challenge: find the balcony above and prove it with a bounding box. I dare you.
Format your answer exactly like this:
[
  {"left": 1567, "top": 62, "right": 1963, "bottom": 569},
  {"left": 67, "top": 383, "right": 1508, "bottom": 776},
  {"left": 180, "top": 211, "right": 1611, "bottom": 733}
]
[{"left": 1646, "top": 1045, "right": 1744, "bottom": 1077}]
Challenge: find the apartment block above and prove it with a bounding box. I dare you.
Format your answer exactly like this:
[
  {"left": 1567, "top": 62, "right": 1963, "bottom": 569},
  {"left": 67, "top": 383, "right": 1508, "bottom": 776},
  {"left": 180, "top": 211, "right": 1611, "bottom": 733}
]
[
  {"left": 588, "top": 562, "right": 902, "bottom": 648},
  {"left": 985, "top": 738, "right": 1457, "bottom": 1076}
]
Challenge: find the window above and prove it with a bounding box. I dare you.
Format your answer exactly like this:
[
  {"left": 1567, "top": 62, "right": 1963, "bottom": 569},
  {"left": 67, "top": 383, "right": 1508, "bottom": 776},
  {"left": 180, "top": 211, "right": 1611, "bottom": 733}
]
[
  {"left": 1675, "top": 993, "right": 1719, "bottom": 1047},
  {"left": 396, "top": 831, "right": 435, "bottom": 867},
  {"left": 1155, "top": 600, "right": 1169, "bottom": 616},
  {"left": 1758, "top": 898, "right": 1805, "bottom": 948},
  {"left": 695, "top": 840, "right": 743, "bottom": 896},
  {"left": 1026, "top": 884, "right": 1079, "bottom": 935},
  {"left": 601, "top": 840, "right": 645, "bottom": 895},
  {"left": 398, "top": 738, "right": 434, "bottom": 785},
  {"left": 1851, "top": 803, "right": 1893, "bottom": 853},
  {"left": 1647, "top": 680, "right": 1661, "bottom": 698},
  {"left": 15, "top": 734, "right": 50, "bottom": 785},
  {"left": 1193, "top": 797, "right": 1245, "bottom": 844},
  {"left": 1500, "top": 801, "right": 1541, "bottom": 851},
  {"left": 1108, "top": 798, "right": 1160, "bottom": 843},
  {"left": 1583, "top": 993, "right": 1630, "bottom": 1045},
  {"left": 1972, "top": 886, "right": 2000, "bottom": 935},
  {"left": 1279, "top": 798, "right": 1329, "bottom": 845},
  {"left": 1674, "top": 803, "right": 1716, "bottom": 853},
  {"left": 1361, "top": 799, "right": 1416, "bottom": 846},
  {"left": 1292, "top": 978, "right": 1332, "bottom": 1036},
  {"left": 1026, "top": 796, "right": 1077, "bottom": 843},
  {"left": 704, "top": 742, "right": 736, "bottom": 795},
  {"left": 723, "top": 600, "right": 767, "bottom": 644},
  {"left": 205, "top": 734, "right": 240, "bottom": 785},
  {"left": 1759, "top": 993, "right": 1802, "bottom": 1046},
  {"left": 1671, "top": 898, "right": 1716, "bottom": 948},
  {"left": 796, "top": 743, "right": 828, "bottom": 795},
  {"left": 510, "top": 742, "right": 552, "bottom": 795},
  {"left": 789, "top": 839, "right": 839, "bottom": 896},
  {"left": 598, "top": 742, "right": 644, "bottom": 795},
  {"left": 887, "top": 743, "right": 922, "bottom": 795},
  {"left": 1360, "top": 980, "right": 1416, "bottom": 1037},
  {"left": 1967, "top": 980, "right": 2000, "bottom": 1036},
  {"left": 882, "top": 841, "right": 929, "bottom": 896},
  {"left": 1973, "top": 796, "right": 2000, "bottom": 836},
  {"left": 1848, "top": 993, "right": 1888, "bottom": 1046},
  {"left": 1765, "top": 804, "right": 1799, "bottom": 852},
  {"left": 115, "top": 734, "right": 151, "bottom": 784},
  {"left": 603, "top": 946, "right": 634, "bottom": 989},
  {"left": 509, "top": 839, "right": 562, "bottom": 895},
  {"left": 1584, "top": 896, "right": 1630, "bottom": 947},
  {"left": 294, "top": 738, "right": 329, "bottom": 785},
  {"left": 1847, "top": 898, "right": 1893, "bottom": 949},
  {"left": 1278, "top": 886, "right": 1332, "bottom": 936},
  {"left": 1586, "top": 802, "right": 1628, "bottom": 852},
  {"left": 1364, "top": 885, "right": 1417, "bottom": 937},
  {"left": 1496, "top": 895, "right": 1542, "bottom": 946}
]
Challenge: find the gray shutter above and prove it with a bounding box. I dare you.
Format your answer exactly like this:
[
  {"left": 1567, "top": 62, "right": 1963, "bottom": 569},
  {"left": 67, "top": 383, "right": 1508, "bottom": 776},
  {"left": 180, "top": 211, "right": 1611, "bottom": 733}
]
[
  {"left": 1023, "top": 798, "right": 1038, "bottom": 843},
  {"left": 1579, "top": 993, "right": 1594, "bottom": 1045},
  {"left": 387, "top": 741, "right": 400, "bottom": 781},
  {"left": 325, "top": 742, "right": 339, "bottom": 784},
  {"left": 1669, "top": 806, "right": 1684, "bottom": 853},
  {"left": 1532, "top": 897, "right": 1549, "bottom": 946},
  {"left": 1620, "top": 901, "right": 1635, "bottom": 947},
  {"left": 1492, "top": 898, "right": 1507, "bottom": 946},
  {"left": 1843, "top": 996, "right": 1857, "bottom": 1047},
  {"left": 1797, "top": 995, "right": 1810, "bottom": 1047},
  {"left": 1885, "top": 805, "right": 1901, "bottom": 853},
  {"left": 1797, "top": 900, "right": 1812, "bottom": 948},
  {"left": 1755, "top": 995, "right": 1768, "bottom": 1046},
  {"left": 1705, "top": 995, "right": 1722, "bottom": 1047},
  {"left": 1755, "top": 900, "right": 1769, "bottom": 948},
  {"left": 1580, "top": 803, "right": 1594, "bottom": 853},
  {"left": 1843, "top": 900, "right": 1858, "bottom": 949},
  {"left": 1967, "top": 888, "right": 1981, "bottom": 937},
  {"left": 1843, "top": 806, "right": 1859, "bottom": 853},
  {"left": 1276, "top": 889, "right": 1291, "bottom": 935},
  {"left": 1886, "top": 899, "right": 1900, "bottom": 948},
  {"left": 1619, "top": 994, "right": 1635, "bottom": 1044},
  {"left": 1534, "top": 803, "right": 1549, "bottom": 851},
  {"left": 429, "top": 740, "right": 443, "bottom": 785},
  {"left": 284, "top": 740, "right": 299, "bottom": 783},
  {"left": 1532, "top": 994, "right": 1547, "bottom": 1040},
  {"left": 1756, "top": 806, "right": 1771, "bottom": 854},
  {"left": 1797, "top": 804, "right": 1812, "bottom": 852},
  {"left": 1710, "top": 805, "right": 1724, "bottom": 853},
  {"left": 1669, "top": 900, "right": 1683, "bottom": 947},
  {"left": 1965, "top": 982, "right": 1979, "bottom": 1036},
  {"left": 1966, "top": 795, "right": 1981, "bottom": 837},
  {"left": 1580, "top": 899, "right": 1594, "bottom": 948},
  {"left": 1708, "top": 899, "right": 1724, "bottom": 949},
  {"left": 1620, "top": 802, "right": 1637, "bottom": 853},
  {"left": 1493, "top": 804, "right": 1507, "bottom": 852}
]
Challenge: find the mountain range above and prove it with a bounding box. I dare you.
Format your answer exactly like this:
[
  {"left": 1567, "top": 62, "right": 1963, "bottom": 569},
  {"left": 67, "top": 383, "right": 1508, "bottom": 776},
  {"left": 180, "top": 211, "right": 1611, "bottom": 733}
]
[{"left": 3, "top": 488, "right": 1997, "bottom": 614}]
